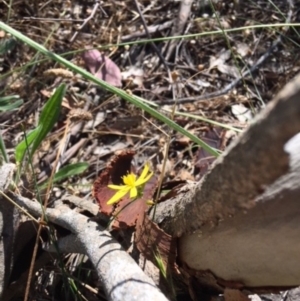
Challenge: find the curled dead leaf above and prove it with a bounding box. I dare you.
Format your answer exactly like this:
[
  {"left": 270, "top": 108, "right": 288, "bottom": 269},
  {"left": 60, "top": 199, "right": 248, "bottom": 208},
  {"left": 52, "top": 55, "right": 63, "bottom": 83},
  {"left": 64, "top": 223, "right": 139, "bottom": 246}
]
[
  {"left": 82, "top": 49, "right": 122, "bottom": 87},
  {"left": 93, "top": 150, "right": 158, "bottom": 229}
]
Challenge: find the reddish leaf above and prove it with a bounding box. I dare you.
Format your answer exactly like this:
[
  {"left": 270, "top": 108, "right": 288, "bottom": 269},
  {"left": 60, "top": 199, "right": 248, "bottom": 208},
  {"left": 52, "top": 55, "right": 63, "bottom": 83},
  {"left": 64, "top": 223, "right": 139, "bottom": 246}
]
[
  {"left": 93, "top": 149, "right": 158, "bottom": 229},
  {"left": 82, "top": 49, "right": 122, "bottom": 87},
  {"left": 93, "top": 168, "right": 115, "bottom": 216},
  {"left": 113, "top": 174, "right": 157, "bottom": 229},
  {"left": 93, "top": 150, "right": 135, "bottom": 215}
]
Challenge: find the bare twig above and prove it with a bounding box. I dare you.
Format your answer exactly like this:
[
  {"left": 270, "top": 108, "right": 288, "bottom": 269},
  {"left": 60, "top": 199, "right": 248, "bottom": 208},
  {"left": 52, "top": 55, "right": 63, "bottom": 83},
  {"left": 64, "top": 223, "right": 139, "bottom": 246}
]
[
  {"left": 133, "top": 0, "right": 171, "bottom": 70},
  {"left": 69, "top": 1, "right": 106, "bottom": 44},
  {"left": 164, "top": 0, "right": 193, "bottom": 61},
  {"left": 121, "top": 20, "right": 173, "bottom": 41}
]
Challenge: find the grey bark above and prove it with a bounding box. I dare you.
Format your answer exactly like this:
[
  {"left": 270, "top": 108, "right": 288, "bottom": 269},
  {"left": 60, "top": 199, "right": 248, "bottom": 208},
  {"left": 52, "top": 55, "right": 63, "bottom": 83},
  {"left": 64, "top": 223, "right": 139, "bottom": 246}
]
[
  {"left": 179, "top": 134, "right": 300, "bottom": 287},
  {"left": 149, "top": 73, "right": 300, "bottom": 287},
  {"left": 0, "top": 163, "right": 18, "bottom": 298},
  {"left": 151, "top": 73, "right": 300, "bottom": 237}
]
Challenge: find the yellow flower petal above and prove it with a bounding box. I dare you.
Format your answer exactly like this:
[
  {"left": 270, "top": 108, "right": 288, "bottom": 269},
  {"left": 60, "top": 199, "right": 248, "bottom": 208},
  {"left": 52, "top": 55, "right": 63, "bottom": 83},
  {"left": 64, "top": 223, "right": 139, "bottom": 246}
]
[
  {"left": 123, "top": 173, "right": 136, "bottom": 186},
  {"left": 139, "top": 163, "right": 150, "bottom": 180},
  {"left": 129, "top": 186, "right": 138, "bottom": 199},
  {"left": 107, "top": 162, "right": 153, "bottom": 205},
  {"left": 135, "top": 171, "right": 153, "bottom": 186},
  {"left": 108, "top": 184, "right": 127, "bottom": 190},
  {"left": 107, "top": 188, "right": 129, "bottom": 205}
]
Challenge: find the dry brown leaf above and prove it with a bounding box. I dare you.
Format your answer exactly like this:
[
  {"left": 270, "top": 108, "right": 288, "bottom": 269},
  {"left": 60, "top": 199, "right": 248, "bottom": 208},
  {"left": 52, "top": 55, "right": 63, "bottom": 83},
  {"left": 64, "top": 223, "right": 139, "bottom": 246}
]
[
  {"left": 43, "top": 68, "right": 74, "bottom": 78},
  {"left": 135, "top": 212, "right": 177, "bottom": 267},
  {"left": 93, "top": 150, "right": 158, "bottom": 229}
]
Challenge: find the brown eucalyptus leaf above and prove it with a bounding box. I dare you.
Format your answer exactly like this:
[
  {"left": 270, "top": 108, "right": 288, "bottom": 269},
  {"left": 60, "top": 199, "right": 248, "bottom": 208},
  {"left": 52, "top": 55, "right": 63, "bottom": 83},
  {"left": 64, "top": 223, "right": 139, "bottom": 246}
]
[
  {"left": 114, "top": 174, "right": 158, "bottom": 229},
  {"left": 93, "top": 150, "right": 135, "bottom": 215},
  {"left": 93, "top": 149, "right": 158, "bottom": 229}
]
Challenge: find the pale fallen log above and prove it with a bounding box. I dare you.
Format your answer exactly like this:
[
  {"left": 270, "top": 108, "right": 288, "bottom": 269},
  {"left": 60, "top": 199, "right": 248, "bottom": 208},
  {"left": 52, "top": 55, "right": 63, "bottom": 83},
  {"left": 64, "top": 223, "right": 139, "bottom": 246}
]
[
  {"left": 152, "top": 73, "right": 300, "bottom": 236},
  {"left": 179, "top": 133, "right": 300, "bottom": 287},
  {"left": 151, "top": 73, "right": 300, "bottom": 288}
]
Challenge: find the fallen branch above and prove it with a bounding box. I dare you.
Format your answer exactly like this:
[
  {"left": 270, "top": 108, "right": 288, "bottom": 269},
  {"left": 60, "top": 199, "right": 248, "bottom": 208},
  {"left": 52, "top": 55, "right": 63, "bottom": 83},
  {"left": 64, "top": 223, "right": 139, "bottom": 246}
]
[
  {"left": 179, "top": 133, "right": 300, "bottom": 287},
  {"left": 152, "top": 72, "right": 300, "bottom": 237},
  {"left": 13, "top": 195, "right": 168, "bottom": 301},
  {"left": 148, "top": 72, "right": 300, "bottom": 289}
]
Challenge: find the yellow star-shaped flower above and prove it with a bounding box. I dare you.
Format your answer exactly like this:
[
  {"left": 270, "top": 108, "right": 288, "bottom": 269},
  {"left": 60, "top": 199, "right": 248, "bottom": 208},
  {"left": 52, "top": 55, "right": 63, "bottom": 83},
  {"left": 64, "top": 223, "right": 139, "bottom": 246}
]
[{"left": 106, "top": 163, "right": 153, "bottom": 205}]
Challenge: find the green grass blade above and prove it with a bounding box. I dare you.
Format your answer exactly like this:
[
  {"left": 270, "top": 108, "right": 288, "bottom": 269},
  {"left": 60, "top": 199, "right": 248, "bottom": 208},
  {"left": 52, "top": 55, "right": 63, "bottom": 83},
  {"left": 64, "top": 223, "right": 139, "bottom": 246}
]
[
  {"left": 30, "top": 84, "right": 66, "bottom": 158},
  {"left": 0, "top": 95, "right": 23, "bottom": 111},
  {"left": 0, "top": 131, "right": 8, "bottom": 163},
  {"left": 153, "top": 251, "right": 167, "bottom": 279},
  {"left": 0, "top": 22, "right": 219, "bottom": 157},
  {"left": 15, "top": 126, "right": 40, "bottom": 163},
  {"left": 173, "top": 111, "right": 244, "bottom": 133},
  {"left": 15, "top": 84, "right": 65, "bottom": 164},
  {"left": 39, "top": 162, "right": 89, "bottom": 188},
  {"left": 0, "top": 37, "right": 17, "bottom": 55}
]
